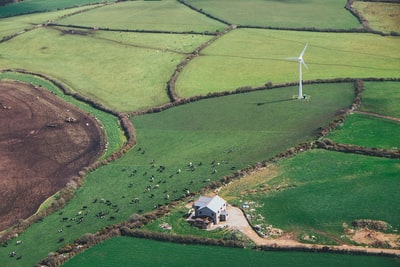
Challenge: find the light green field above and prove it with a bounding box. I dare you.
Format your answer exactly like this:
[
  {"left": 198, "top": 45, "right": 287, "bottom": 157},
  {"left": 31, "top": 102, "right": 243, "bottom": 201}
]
[
  {"left": 353, "top": 1, "right": 400, "bottom": 34},
  {"left": 62, "top": 236, "right": 400, "bottom": 267},
  {"left": 327, "top": 113, "right": 400, "bottom": 149},
  {"left": 361, "top": 82, "right": 400, "bottom": 118},
  {"left": 58, "top": 0, "right": 227, "bottom": 32},
  {"left": 0, "top": 5, "right": 100, "bottom": 39},
  {"left": 186, "top": 0, "right": 361, "bottom": 29},
  {"left": 221, "top": 149, "right": 400, "bottom": 242},
  {"left": 176, "top": 29, "right": 400, "bottom": 97},
  {"left": 0, "top": 26, "right": 212, "bottom": 111},
  {"left": 0, "top": 83, "right": 354, "bottom": 267}
]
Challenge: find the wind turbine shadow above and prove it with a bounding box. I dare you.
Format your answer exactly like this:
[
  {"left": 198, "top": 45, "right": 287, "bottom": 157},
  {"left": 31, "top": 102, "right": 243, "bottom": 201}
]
[{"left": 255, "top": 98, "right": 294, "bottom": 106}]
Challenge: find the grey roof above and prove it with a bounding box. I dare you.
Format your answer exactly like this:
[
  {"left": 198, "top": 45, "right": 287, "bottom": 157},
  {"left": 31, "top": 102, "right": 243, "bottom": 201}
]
[{"left": 194, "top": 195, "right": 226, "bottom": 213}]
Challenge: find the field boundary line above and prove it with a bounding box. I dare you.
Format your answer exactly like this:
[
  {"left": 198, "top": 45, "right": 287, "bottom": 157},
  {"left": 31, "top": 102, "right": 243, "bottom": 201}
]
[
  {"left": 353, "top": 110, "right": 400, "bottom": 123},
  {"left": 166, "top": 24, "right": 236, "bottom": 102},
  {"left": 315, "top": 139, "right": 400, "bottom": 159},
  {"left": 46, "top": 23, "right": 219, "bottom": 36},
  {"left": 177, "top": 0, "right": 231, "bottom": 26}
]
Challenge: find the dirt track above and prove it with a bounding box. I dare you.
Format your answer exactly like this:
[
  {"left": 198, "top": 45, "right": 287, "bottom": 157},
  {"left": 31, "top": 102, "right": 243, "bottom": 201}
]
[
  {"left": 0, "top": 81, "right": 105, "bottom": 231},
  {"left": 216, "top": 205, "right": 400, "bottom": 257}
]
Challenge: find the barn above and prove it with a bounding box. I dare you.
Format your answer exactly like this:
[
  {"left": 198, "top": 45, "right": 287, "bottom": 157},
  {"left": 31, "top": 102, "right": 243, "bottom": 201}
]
[{"left": 193, "top": 195, "right": 228, "bottom": 224}]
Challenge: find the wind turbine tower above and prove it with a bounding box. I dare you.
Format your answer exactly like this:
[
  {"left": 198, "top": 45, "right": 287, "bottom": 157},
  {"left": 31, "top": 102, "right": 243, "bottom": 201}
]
[{"left": 287, "top": 44, "right": 309, "bottom": 100}]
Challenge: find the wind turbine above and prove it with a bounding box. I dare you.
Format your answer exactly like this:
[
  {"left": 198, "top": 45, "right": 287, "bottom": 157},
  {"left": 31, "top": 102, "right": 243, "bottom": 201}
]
[{"left": 287, "top": 44, "right": 309, "bottom": 100}]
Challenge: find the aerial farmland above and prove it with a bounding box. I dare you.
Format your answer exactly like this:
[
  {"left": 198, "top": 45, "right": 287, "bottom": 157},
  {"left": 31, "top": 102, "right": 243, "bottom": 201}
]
[{"left": 0, "top": 0, "right": 399, "bottom": 266}]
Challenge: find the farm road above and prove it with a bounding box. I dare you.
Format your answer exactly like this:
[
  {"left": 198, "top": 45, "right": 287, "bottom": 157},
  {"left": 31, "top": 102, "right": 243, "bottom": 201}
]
[
  {"left": 212, "top": 205, "right": 310, "bottom": 247},
  {"left": 213, "top": 205, "right": 400, "bottom": 257}
]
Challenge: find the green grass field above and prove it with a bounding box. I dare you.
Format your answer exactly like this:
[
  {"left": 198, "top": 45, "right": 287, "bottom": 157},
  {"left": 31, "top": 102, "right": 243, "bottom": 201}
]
[
  {"left": 327, "top": 81, "right": 400, "bottom": 150},
  {"left": 353, "top": 1, "right": 400, "bottom": 34},
  {"left": 186, "top": 0, "right": 360, "bottom": 29},
  {"left": 62, "top": 236, "right": 400, "bottom": 267},
  {"left": 327, "top": 113, "right": 400, "bottom": 149},
  {"left": 0, "top": 83, "right": 354, "bottom": 267},
  {"left": 0, "top": 0, "right": 112, "bottom": 18},
  {"left": 222, "top": 149, "right": 400, "bottom": 242},
  {"left": 176, "top": 29, "right": 400, "bottom": 97},
  {"left": 361, "top": 82, "right": 400, "bottom": 118},
  {"left": 57, "top": 0, "right": 227, "bottom": 33},
  {"left": 0, "top": 26, "right": 212, "bottom": 111}
]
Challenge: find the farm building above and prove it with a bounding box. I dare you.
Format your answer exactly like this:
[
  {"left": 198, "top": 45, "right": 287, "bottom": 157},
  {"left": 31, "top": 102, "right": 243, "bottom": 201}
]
[{"left": 193, "top": 195, "right": 228, "bottom": 225}]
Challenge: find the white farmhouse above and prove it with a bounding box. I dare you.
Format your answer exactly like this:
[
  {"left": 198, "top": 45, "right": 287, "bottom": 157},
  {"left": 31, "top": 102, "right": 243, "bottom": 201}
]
[{"left": 193, "top": 195, "right": 228, "bottom": 224}]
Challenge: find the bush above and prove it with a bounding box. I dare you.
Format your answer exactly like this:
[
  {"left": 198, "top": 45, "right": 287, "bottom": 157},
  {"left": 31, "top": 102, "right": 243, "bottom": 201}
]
[{"left": 129, "top": 213, "right": 144, "bottom": 223}]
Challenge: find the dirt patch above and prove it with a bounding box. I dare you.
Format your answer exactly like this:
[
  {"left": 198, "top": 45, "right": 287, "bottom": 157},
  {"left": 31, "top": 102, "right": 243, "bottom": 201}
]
[
  {"left": 349, "top": 228, "right": 400, "bottom": 249},
  {"left": 224, "top": 206, "right": 400, "bottom": 255},
  {"left": 60, "top": 29, "right": 92, "bottom": 36},
  {"left": 0, "top": 80, "right": 105, "bottom": 231}
]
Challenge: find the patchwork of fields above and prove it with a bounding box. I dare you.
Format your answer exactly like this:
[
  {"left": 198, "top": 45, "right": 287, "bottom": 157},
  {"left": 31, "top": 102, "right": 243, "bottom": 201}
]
[{"left": 0, "top": 0, "right": 399, "bottom": 266}]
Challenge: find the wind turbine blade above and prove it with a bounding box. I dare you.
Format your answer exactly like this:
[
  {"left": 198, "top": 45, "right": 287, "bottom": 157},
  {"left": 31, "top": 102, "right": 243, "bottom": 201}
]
[
  {"left": 302, "top": 60, "right": 309, "bottom": 70},
  {"left": 299, "top": 44, "right": 308, "bottom": 58},
  {"left": 285, "top": 57, "right": 298, "bottom": 61}
]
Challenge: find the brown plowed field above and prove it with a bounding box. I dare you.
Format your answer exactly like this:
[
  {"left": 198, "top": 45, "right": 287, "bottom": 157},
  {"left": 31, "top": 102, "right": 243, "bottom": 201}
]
[{"left": 0, "top": 80, "right": 105, "bottom": 231}]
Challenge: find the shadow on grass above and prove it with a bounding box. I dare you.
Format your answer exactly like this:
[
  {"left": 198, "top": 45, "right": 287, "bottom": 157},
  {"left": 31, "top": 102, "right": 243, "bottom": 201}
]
[{"left": 255, "top": 98, "right": 294, "bottom": 106}]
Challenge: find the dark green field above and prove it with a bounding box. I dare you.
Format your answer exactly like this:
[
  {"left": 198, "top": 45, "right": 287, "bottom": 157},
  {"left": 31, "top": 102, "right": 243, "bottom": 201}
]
[
  {"left": 328, "top": 113, "right": 400, "bottom": 149},
  {"left": 62, "top": 236, "right": 400, "bottom": 267},
  {"left": 0, "top": 0, "right": 113, "bottom": 18},
  {"left": 361, "top": 82, "right": 400, "bottom": 118},
  {"left": 223, "top": 149, "right": 400, "bottom": 241}
]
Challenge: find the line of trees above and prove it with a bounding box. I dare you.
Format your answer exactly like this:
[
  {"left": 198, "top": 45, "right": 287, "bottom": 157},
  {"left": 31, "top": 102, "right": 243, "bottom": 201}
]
[
  {"left": 315, "top": 139, "right": 400, "bottom": 159},
  {"left": 177, "top": 0, "right": 231, "bottom": 26}
]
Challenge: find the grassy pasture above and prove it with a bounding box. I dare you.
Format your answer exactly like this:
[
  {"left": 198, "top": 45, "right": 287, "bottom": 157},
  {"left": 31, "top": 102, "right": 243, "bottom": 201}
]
[
  {"left": 221, "top": 150, "right": 400, "bottom": 241},
  {"left": 0, "top": 84, "right": 353, "bottom": 267},
  {"left": 353, "top": 1, "right": 400, "bottom": 34},
  {"left": 327, "top": 113, "right": 400, "bottom": 150},
  {"left": 0, "top": 26, "right": 212, "bottom": 112},
  {"left": 0, "top": 5, "right": 99, "bottom": 39},
  {"left": 0, "top": 0, "right": 112, "bottom": 18},
  {"left": 0, "top": 71, "right": 125, "bottom": 156},
  {"left": 185, "top": 0, "right": 361, "bottom": 29},
  {"left": 361, "top": 82, "right": 400, "bottom": 118},
  {"left": 57, "top": 0, "right": 227, "bottom": 33},
  {"left": 61, "top": 236, "right": 400, "bottom": 267},
  {"left": 175, "top": 29, "right": 400, "bottom": 97}
]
